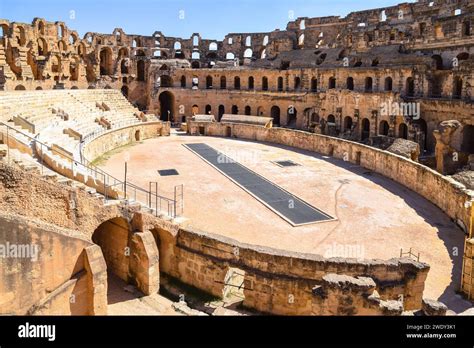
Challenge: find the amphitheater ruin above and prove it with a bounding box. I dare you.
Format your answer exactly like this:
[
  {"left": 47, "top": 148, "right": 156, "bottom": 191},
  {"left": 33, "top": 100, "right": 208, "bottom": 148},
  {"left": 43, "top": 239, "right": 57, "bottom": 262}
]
[{"left": 0, "top": 0, "right": 473, "bottom": 316}]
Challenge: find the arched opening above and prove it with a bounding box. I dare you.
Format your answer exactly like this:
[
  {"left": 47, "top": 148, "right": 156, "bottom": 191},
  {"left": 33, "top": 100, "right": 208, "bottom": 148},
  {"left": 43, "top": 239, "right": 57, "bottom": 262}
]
[
  {"left": 329, "top": 77, "right": 336, "bottom": 89},
  {"left": 294, "top": 77, "right": 301, "bottom": 90},
  {"left": 384, "top": 77, "right": 393, "bottom": 91},
  {"left": 206, "top": 75, "right": 213, "bottom": 89},
  {"left": 15, "top": 85, "right": 26, "bottom": 90},
  {"left": 161, "top": 75, "right": 172, "bottom": 87},
  {"left": 159, "top": 91, "right": 175, "bottom": 122},
  {"left": 120, "top": 59, "right": 129, "bottom": 74},
  {"left": 35, "top": 86, "right": 43, "bottom": 90},
  {"left": 121, "top": 85, "right": 128, "bottom": 98},
  {"left": 218, "top": 105, "right": 225, "bottom": 121},
  {"left": 327, "top": 114, "right": 336, "bottom": 124},
  {"left": 277, "top": 77, "right": 283, "bottom": 91},
  {"left": 262, "top": 76, "right": 268, "bottom": 91},
  {"left": 311, "top": 78, "right": 318, "bottom": 92},
  {"left": 137, "top": 60, "right": 145, "bottom": 81},
  {"left": 287, "top": 106, "right": 297, "bottom": 126},
  {"left": 244, "top": 106, "right": 251, "bottom": 115},
  {"left": 379, "top": 120, "right": 389, "bottom": 135},
  {"left": 69, "top": 58, "right": 79, "bottom": 81},
  {"left": 231, "top": 105, "right": 238, "bottom": 114},
  {"left": 398, "top": 123, "right": 408, "bottom": 139},
  {"left": 406, "top": 77, "right": 415, "bottom": 97},
  {"left": 248, "top": 76, "right": 254, "bottom": 90},
  {"left": 453, "top": 76, "right": 462, "bottom": 99},
  {"left": 37, "top": 38, "right": 48, "bottom": 56},
  {"left": 135, "top": 130, "right": 141, "bottom": 141},
  {"left": 461, "top": 126, "right": 474, "bottom": 154},
  {"left": 191, "top": 61, "right": 200, "bottom": 69},
  {"left": 92, "top": 217, "right": 131, "bottom": 282},
  {"left": 220, "top": 76, "right": 226, "bottom": 89},
  {"left": 192, "top": 105, "right": 199, "bottom": 115},
  {"left": 361, "top": 118, "right": 370, "bottom": 140},
  {"left": 343, "top": 116, "right": 353, "bottom": 131},
  {"left": 432, "top": 55, "right": 443, "bottom": 70},
  {"left": 413, "top": 118, "right": 428, "bottom": 151},
  {"left": 99, "top": 47, "right": 113, "bottom": 76},
  {"left": 244, "top": 48, "right": 252, "bottom": 58},
  {"left": 365, "top": 77, "right": 373, "bottom": 92},
  {"left": 180, "top": 75, "right": 186, "bottom": 88},
  {"left": 234, "top": 76, "right": 240, "bottom": 90},
  {"left": 205, "top": 104, "right": 212, "bottom": 114},
  {"left": 346, "top": 77, "right": 354, "bottom": 90},
  {"left": 271, "top": 106, "right": 280, "bottom": 126}
]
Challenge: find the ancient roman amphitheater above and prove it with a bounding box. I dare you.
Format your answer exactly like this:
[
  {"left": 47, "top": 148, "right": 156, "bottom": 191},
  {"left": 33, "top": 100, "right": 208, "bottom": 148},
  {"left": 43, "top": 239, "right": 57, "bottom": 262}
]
[{"left": 0, "top": 0, "right": 473, "bottom": 316}]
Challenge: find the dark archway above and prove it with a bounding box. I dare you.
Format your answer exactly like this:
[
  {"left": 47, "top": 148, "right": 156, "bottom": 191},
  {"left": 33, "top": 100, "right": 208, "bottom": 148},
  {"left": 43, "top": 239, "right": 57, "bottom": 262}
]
[
  {"left": 244, "top": 105, "right": 251, "bottom": 115},
  {"left": 361, "top": 118, "right": 370, "bottom": 140},
  {"left": 287, "top": 106, "right": 297, "bottom": 126},
  {"left": 346, "top": 77, "right": 354, "bottom": 90},
  {"left": 231, "top": 105, "right": 238, "bottom": 114},
  {"left": 399, "top": 123, "right": 408, "bottom": 139},
  {"left": 218, "top": 105, "right": 225, "bottom": 121},
  {"left": 384, "top": 77, "right": 393, "bottom": 91},
  {"left": 271, "top": 106, "right": 280, "bottom": 126},
  {"left": 205, "top": 104, "right": 212, "bottom": 114},
  {"left": 137, "top": 60, "right": 145, "bottom": 81},
  {"left": 343, "top": 116, "right": 352, "bottom": 131},
  {"left": 159, "top": 91, "right": 175, "bottom": 122},
  {"left": 379, "top": 120, "right": 389, "bottom": 135},
  {"left": 92, "top": 217, "right": 131, "bottom": 281},
  {"left": 99, "top": 47, "right": 113, "bottom": 76}
]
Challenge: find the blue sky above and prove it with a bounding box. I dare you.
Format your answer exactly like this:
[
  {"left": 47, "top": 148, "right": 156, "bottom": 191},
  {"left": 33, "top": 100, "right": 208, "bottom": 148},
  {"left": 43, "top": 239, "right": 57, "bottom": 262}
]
[{"left": 0, "top": 0, "right": 415, "bottom": 40}]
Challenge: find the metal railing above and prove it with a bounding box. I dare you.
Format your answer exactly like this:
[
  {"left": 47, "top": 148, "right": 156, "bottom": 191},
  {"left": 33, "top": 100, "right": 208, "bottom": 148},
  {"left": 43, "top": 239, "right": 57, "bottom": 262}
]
[{"left": 0, "top": 121, "right": 183, "bottom": 218}]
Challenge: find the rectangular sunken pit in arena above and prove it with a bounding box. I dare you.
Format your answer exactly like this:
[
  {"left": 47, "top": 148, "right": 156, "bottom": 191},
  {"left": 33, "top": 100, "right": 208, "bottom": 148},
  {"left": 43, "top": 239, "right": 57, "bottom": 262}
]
[
  {"left": 158, "top": 169, "right": 180, "bottom": 176},
  {"left": 273, "top": 160, "right": 301, "bottom": 167},
  {"left": 184, "top": 143, "right": 333, "bottom": 226}
]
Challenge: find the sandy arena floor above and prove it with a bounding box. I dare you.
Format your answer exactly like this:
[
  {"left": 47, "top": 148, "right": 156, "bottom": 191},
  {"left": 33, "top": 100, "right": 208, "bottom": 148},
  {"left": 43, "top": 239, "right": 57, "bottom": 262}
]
[{"left": 98, "top": 131, "right": 471, "bottom": 312}]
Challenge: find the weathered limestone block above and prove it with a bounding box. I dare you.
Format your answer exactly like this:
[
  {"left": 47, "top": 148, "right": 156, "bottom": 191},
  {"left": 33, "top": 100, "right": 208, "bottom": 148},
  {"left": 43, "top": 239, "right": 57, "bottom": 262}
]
[
  {"left": 129, "top": 231, "right": 160, "bottom": 295},
  {"left": 84, "top": 245, "right": 108, "bottom": 315},
  {"left": 422, "top": 298, "right": 448, "bottom": 316}
]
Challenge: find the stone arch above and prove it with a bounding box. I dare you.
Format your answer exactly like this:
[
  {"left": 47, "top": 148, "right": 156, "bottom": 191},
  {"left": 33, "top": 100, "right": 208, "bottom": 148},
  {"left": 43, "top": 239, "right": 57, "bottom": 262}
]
[
  {"left": 15, "top": 85, "right": 26, "bottom": 90},
  {"left": 220, "top": 76, "right": 227, "bottom": 89},
  {"left": 277, "top": 77, "right": 283, "bottom": 91},
  {"left": 406, "top": 77, "right": 415, "bottom": 96},
  {"left": 99, "top": 47, "right": 113, "bottom": 75},
  {"left": 398, "top": 123, "right": 408, "bottom": 139},
  {"left": 180, "top": 75, "right": 186, "bottom": 88},
  {"left": 271, "top": 106, "right": 280, "bottom": 125},
  {"left": 453, "top": 76, "right": 462, "bottom": 98},
  {"left": 311, "top": 78, "right": 318, "bottom": 92},
  {"left": 159, "top": 91, "right": 175, "bottom": 121},
  {"left": 248, "top": 76, "right": 254, "bottom": 89},
  {"left": 231, "top": 105, "right": 238, "bottom": 114},
  {"left": 361, "top": 118, "right": 370, "bottom": 140},
  {"left": 206, "top": 75, "right": 213, "bottom": 89},
  {"left": 287, "top": 106, "right": 297, "bottom": 126},
  {"left": 365, "top": 77, "right": 373, "bottom": 92},
  {"left": 244, "top": 48, "right": 252, "bottom": 58},
  {"left": 329, "top": 77, "right": 336, "bottom": 89},
  {"left": 294, "top": 76, "right": 301, "bottom": 90},
  {"left": 234, "top": 76, "right": 240, "bottom": 90},
  {"left": 92, "top": 217, "right": 131, "bottom": 282},
  {"left": 37, "top": 38, "right": 48, "bottom": 56},
  {"left": 379, "top": 120, "right": 389, "bottom": 135},
  {"left": 431, "top": 54, "right": 443, "bottom": 70},
  {"left": 343, "top": 116, "right": 353, "bottom": 131},
  {"left": 262, "top": 76, "right": 268, "bottom": 91},
  {"left": 244, "top": 105, "right": 251, "bottom": 115},
  {"left": 137, "top": 60, "right": 145, "bottom": 81},
  {"left": 218, "top": 105, "right": 225, "bottom": 121},
  {"left": 384, "top": 77, "right": 393, "bottom": 91},
  {"left": 205, "top": 104, "right": 212, "bottom": 114},
  {"left": 346, "top": 77, "right": 354, "bottom": 90}
]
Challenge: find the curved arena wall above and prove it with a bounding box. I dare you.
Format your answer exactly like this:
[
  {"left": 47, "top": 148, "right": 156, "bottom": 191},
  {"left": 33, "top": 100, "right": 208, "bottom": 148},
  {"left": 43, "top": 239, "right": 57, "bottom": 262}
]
[{"left": 188, "top": 122, "right": 474, "bottom": 237}]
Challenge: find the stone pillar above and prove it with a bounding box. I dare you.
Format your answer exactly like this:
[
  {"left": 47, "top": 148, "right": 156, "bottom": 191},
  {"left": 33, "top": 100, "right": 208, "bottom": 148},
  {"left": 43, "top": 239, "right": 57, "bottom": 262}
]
[
  {"left": 83, "top": 245, "right": 108, "bottom": 315},
  {"left": 461, "top": 238, "right": 474, "bottom": 300},
  {"left": 129, "top": 231, "right": 160, "bottom": 295}
]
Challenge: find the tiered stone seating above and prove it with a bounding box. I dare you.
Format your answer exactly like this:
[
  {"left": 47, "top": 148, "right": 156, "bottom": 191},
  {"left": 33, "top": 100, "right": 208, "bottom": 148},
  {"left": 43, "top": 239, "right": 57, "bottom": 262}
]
[{"left": 0, "top": 89, "right": 145, "bottom": 200}]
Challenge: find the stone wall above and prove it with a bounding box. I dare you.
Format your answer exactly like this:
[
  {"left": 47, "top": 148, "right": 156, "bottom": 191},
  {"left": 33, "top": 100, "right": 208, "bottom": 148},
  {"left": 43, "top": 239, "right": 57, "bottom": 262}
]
[
  {"left": 188, "top": 122, "right": 474, "bottom": 236},
  {"left": 82, "top": 121, "right": 170, "bottom": 162},
  {"left": 0, "top": 212, "right": 107, "bottom": 315},
  {"left": 147, "top": 224, "right": 429, "bottom": 315}
]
